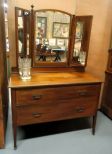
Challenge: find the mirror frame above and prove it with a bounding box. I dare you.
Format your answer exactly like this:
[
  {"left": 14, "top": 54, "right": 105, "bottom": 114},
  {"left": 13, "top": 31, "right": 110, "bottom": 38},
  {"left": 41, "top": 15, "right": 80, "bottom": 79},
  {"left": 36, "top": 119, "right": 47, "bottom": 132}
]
[
  {"left": 15, "top": 6, "right": 93, "bottom": 72},
  {"left": 69, "top": 15, "right": 93, "bottom": 67},
  {"left": 31, "top": 9, "right": 73, "bottom": 68},
  {"left": 15, "top": 7, "right": 31, "bottom": 67}
]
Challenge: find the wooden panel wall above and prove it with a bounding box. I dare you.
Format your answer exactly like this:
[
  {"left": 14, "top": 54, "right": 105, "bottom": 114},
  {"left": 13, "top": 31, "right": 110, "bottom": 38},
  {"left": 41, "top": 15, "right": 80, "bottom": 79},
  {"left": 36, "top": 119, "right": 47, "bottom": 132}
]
[{"left": 0, "top": 0, "right": 8, "bottom": 148}]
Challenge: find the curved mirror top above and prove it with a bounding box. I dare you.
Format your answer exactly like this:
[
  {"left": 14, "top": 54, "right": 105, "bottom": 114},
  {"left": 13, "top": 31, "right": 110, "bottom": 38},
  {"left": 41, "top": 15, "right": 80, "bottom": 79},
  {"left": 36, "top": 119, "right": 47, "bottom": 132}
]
[{"left": 34, "top": 10, "right": 71, "bottom": 66}]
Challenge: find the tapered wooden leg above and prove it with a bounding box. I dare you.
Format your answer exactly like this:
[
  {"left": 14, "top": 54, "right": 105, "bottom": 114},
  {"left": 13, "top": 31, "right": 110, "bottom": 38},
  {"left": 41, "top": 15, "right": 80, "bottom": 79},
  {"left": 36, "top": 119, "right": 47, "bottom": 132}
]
[
  {"left": 13, "top": 124, "right": 17, "bottom": 149},
  {"left": 11, "top": 90, "right": 17, "bottom": 149},
  {"left": 92, "top": 114, "right": 97, "bottom": 135}
]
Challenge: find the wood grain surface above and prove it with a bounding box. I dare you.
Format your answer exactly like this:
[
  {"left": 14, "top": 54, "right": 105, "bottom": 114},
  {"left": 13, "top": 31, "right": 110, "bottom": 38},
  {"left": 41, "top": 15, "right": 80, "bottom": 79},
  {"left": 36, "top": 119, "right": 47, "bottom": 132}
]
[{"left": 9, "top": 72, "right": 101, "bottom": 88}]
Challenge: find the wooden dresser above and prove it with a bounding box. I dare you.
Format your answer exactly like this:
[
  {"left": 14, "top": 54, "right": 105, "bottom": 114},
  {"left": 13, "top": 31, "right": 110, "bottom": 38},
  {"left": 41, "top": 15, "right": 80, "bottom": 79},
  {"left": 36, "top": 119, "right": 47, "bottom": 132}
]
[
  {"left": 101, "top": 49, "right": 112, "bottom": 118},
  {"left": 9, "top": 72, "right": 101, "bottom": 149}
]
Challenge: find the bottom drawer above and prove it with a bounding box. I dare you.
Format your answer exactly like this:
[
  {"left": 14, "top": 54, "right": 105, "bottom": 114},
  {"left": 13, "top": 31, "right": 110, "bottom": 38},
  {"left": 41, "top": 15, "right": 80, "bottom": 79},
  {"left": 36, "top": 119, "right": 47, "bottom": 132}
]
[{"left": 16, "top": 98, "right": 97, "bottom": 126}]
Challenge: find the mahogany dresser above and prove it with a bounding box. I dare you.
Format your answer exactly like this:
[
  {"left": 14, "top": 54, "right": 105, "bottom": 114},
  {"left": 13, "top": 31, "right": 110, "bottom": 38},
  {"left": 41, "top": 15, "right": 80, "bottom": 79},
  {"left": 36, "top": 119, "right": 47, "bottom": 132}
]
[
  {"left": 9, "top": 72, "right": 101, "bottom": 149},
  {"left": 101, "top": 49, "right": 112, "bottom": 118}
]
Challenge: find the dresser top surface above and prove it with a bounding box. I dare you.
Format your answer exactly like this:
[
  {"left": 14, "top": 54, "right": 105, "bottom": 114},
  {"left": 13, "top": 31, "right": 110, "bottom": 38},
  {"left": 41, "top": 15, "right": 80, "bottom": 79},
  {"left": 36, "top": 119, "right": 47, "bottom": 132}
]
[{"left": 9, "top": 72, "right": 102, "bottom": 88}]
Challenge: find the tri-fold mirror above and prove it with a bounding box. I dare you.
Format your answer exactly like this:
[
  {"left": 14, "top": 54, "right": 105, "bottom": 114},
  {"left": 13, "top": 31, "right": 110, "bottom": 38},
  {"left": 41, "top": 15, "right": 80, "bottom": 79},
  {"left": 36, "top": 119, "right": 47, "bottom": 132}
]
[{"left": 15, "top": 6, "right": 92, "bottom": 70}]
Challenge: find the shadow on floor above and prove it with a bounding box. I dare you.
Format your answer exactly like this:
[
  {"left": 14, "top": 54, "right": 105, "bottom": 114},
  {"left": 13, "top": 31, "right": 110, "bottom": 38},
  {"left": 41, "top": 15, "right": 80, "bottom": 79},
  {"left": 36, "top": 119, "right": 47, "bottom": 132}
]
[{"left": 20, "top": 117, "right": 91, "bottom": 140}]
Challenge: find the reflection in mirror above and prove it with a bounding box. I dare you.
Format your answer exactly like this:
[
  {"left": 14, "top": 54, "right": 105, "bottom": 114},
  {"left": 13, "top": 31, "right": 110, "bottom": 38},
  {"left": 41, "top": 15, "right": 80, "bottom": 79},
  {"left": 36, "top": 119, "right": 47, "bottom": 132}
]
[
  {"left": 18, "top": 15, "right": 23, "bottom": 54},
  {"left": 73, "top": 21, "right": 86, "bottom": 65},
  {"left": 16, "top": 8, "right": 30, "bottom": 58},
  {"left": 34, "top": 10, "right": 70, "bottom": 64}
]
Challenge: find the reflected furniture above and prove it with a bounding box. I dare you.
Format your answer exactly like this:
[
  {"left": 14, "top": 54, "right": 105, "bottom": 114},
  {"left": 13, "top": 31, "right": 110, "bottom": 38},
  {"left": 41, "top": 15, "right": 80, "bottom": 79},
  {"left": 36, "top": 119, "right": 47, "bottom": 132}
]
[
  {"left": 38, "top": 51, "right": 56, "bottom": 61},
  {"left": 52, "top": 48, "right": 65, "bottom": 61},
  {"left": 36, "top": 44, "right": 57, "bottom": 61}
]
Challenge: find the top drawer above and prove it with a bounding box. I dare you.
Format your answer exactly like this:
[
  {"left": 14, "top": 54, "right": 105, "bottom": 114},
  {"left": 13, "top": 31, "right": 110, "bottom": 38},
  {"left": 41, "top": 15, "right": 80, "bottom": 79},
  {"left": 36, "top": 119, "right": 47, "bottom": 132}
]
[{"left": 15, "top": 84, "right": 101, "bottom": 106}]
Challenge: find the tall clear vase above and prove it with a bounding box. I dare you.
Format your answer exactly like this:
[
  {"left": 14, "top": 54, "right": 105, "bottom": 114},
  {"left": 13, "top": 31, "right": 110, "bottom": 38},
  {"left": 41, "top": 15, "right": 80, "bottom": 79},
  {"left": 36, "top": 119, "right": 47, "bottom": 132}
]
[{"left": 18, "top": 57, "right": 31, "bottom": 80}]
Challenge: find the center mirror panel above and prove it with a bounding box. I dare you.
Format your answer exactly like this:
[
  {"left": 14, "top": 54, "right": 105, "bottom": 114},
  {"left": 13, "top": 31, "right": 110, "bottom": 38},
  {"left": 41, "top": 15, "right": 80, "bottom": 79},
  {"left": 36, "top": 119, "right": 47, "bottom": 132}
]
[{"left": 33, "top": 10, "right": 71, "bottom": 67}]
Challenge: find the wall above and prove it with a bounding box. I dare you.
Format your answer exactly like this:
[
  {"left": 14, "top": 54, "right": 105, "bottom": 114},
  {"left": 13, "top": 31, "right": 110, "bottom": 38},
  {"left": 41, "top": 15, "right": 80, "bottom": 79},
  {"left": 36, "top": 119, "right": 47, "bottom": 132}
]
[
  {"left": 8, "top": 0, "right": 76, "bottom": 67},
  {"left": 15, "top": 0, "right": 76, "bottom": 13},
  {"left": 76, "top": 0, "right": 112, "bottom": 80}
]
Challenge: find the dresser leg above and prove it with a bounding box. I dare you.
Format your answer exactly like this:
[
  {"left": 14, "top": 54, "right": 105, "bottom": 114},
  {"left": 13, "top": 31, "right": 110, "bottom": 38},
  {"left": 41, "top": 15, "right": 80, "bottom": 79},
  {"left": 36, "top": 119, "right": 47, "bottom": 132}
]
[
  {"left": 11, "top": 90, "right": 17, "bottom": 149},
  {"left": 13, "top": 125, "right": 17, "bottom": 149},
  {"left": 92, "top": 114, "right": 97, "bottom": 135}
]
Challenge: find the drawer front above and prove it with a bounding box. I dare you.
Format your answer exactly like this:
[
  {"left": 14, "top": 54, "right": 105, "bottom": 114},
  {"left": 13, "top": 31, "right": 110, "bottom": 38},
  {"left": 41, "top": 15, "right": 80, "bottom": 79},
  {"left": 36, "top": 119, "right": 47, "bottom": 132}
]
[
  {"left": 16, "top": 84, "right": 100, "bottom": 106},
  {"left": 16, "top": 97, "right": 98, "bottom": 126}
]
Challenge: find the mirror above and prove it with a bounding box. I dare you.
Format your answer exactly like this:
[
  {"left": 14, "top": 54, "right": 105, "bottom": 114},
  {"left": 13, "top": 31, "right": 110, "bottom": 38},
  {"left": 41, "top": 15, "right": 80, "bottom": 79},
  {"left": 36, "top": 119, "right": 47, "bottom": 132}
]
[
  {"left": 70, "top": 16, "right": 92, "bottom": 67},
  {"left": 73, "top": 21, "right": 86, "bottom": 65},
  {"left": 15, "top": 7, "right": 30, "bottom": 59},
  {"left": 15, "top": 7, "right": 92, "bottom": 70},
  {"left": 33, "top": 10, "right": 71, "bottom": 67}
]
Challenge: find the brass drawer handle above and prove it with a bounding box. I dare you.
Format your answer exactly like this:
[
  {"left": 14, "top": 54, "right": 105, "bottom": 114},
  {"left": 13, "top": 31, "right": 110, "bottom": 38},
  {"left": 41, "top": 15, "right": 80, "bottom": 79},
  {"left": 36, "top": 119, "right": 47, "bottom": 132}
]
[
  {"left": 75, "top": 107, "right": 85, "bottom": 113},
  {"left": 78, "top": 90, "right": 88, "bottom": 96},
  {"left": 32, "top": 112, "right": 42, "bottom": 118},
  {"left": 32, "top": 95, "right": 41, "bottom": 100}
]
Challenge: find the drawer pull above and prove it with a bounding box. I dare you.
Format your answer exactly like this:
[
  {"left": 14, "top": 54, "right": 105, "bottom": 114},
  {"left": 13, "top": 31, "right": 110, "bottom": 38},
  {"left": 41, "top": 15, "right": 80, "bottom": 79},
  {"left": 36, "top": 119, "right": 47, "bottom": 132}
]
[
  {"left": 32, "top": 95, "right": 41, "bottom": 100},
  {"left": 32, "top": 112, "right": 42, "bottom": 118},
  {"left": 76, "top": 107, "right": 85, "bottom": 113},
  {"left": 78, "top": 91, "right": 88, "bottom": 96}
]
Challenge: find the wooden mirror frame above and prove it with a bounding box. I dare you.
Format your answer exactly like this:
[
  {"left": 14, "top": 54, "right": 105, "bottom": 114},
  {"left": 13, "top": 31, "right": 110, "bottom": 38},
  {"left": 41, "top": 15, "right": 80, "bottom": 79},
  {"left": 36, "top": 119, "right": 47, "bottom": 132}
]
[
  {"left": 31, "top": 9, "right": 72, "bottom": 68},
  {"left": 15, "top": 7, "right": 31, "bottom": 67},
  {"left": 69, "top": 15, "right": 93, "bottom": 68},
  {"left": 15, "top": 6, "right": 93, "bottom": 72}
]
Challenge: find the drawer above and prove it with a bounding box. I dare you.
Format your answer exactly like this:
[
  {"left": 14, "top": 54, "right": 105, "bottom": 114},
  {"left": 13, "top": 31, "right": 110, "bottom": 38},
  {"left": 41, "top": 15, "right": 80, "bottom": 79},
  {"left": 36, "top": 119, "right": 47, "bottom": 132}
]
[
  {"left": 16, "top": 97, "right": 98, "bottom": 126},
  {"left": 16, "top": 84, "right": 100, "bottom": 106}
]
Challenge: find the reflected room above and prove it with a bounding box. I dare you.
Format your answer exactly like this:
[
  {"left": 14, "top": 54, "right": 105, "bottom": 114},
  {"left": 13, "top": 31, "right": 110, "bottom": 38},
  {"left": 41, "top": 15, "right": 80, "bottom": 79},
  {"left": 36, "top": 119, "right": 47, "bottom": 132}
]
[{"left": 34, "top": 10, "right": 70, "bottom": 63}]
